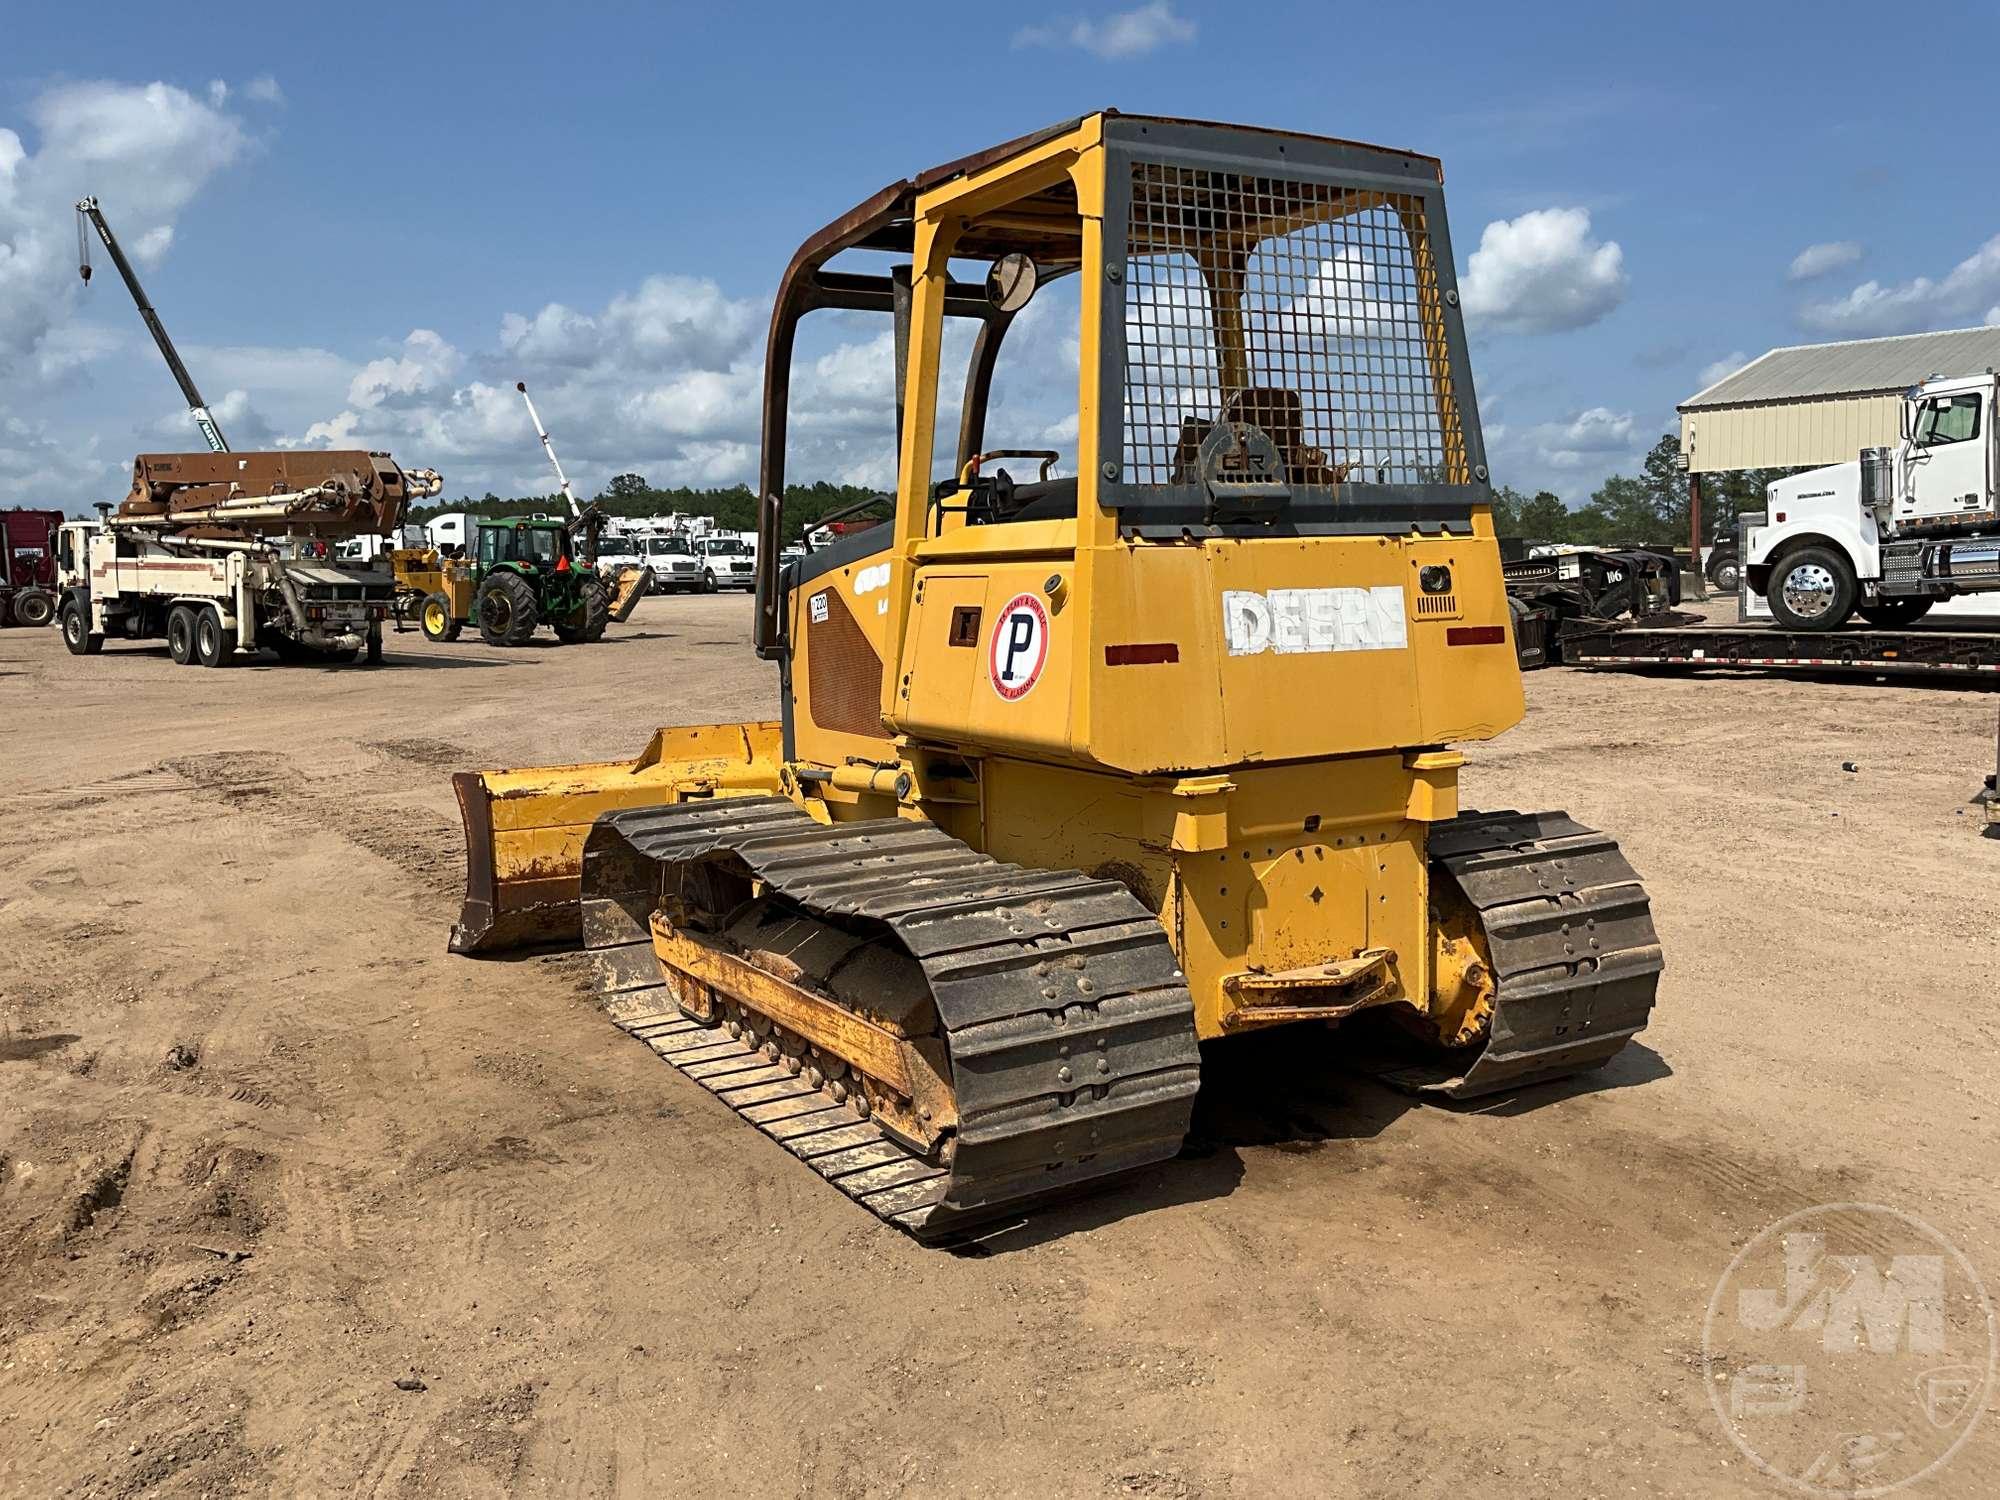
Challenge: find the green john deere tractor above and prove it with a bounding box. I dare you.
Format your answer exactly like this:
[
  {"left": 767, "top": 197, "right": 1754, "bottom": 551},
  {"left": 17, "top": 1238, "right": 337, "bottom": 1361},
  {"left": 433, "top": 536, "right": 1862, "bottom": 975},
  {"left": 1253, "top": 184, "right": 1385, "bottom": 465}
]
[{"left": 420, "top": 518, "right": 609, "bottom": 647}]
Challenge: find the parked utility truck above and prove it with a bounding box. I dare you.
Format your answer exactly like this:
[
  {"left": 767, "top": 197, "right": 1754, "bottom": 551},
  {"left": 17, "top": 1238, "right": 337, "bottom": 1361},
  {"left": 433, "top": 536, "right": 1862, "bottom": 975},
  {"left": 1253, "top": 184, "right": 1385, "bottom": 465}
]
[
  {"left": 57, "top": 451, "right": 442, "bottom": 666},
  {"left": 1749, "top": 372, "right": 2000, "bottom": 629}
]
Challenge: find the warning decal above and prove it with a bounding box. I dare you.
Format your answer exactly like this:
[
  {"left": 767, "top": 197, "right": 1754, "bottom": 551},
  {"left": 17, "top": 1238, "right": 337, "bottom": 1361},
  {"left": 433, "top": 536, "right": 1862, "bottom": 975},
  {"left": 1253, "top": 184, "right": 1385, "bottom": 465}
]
[{"left": 988, "top": 592, "right": 1050, "bottom": 701}]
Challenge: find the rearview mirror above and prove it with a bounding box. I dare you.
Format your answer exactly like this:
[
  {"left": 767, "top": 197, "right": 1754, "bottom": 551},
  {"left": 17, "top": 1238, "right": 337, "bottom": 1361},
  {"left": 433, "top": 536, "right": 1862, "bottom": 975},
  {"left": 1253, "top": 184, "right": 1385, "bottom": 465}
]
[{"left": 986, "top": 253, "right": 1039, "bottom": 313}]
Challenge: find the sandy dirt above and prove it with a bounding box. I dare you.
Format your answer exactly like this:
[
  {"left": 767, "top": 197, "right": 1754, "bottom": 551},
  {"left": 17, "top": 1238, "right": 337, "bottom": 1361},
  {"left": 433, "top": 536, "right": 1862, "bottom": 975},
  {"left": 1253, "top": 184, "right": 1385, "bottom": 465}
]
[{"left": 2, "top": 593, "right": 1997, "bottom": 1499}]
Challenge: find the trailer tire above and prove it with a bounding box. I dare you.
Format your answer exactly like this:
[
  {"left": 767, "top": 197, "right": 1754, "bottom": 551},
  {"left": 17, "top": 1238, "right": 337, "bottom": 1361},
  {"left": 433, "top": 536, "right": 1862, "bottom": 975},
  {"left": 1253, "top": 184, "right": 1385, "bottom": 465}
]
[
  {"left": 61, "top": 602, "right": 103, "bottom": 655},
  {"left": 13, "top": 589, "right": 55, "bottom": 628},
  {"left": 166, "top": 605, "right": 197, "bottom": 665},
  {"left": 1857, "top": 598, "right": 1934, "bottom": 629},
  {"left": 555, "top": 578, "right": 610, "bottom": 645},
  {"left": 477, "top": 571, "right": 539, "bottom": 647},
  {"left": 420, "top": 592, "right": 462, "bottom": 642},
  {"left": 1765, "top": 544, "right": 1858, "bottom": 631},
  {"left": 194, "top": 607, "right": 234, "bottom": 667}
]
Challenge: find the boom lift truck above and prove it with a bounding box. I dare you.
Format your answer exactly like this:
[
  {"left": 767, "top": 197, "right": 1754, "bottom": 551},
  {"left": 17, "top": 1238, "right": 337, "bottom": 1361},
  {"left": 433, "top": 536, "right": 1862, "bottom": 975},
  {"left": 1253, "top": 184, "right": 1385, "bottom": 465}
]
[{"left": 61, "top": 198, "right": 438, "bottom": 666}]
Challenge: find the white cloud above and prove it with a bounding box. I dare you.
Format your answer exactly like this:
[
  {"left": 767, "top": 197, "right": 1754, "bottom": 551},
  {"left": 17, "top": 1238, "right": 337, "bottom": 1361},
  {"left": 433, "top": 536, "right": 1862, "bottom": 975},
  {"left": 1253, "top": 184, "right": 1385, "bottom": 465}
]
[
  {"left": 1786, "top": 240, "right": 1861, "bottom": 282},
  {"left": 1480, "top": 394, "right": 1648, "bottom": 490},
  {"left": 0, "top": 79, "right": 252, "bottom": 503},
  {"left": 1696, "top": 350, "right": 1748, "bottom": 389},
  {"left": 1551, "top": 407, "right": 1633, "bottom": 451},
  {"left": 0, "top": 81, "right": 249, "bottom": 372},
  {"left": 244, "top": 76, "right": 285, "bottom": 106},
  {"left": 274, "top": 270, "right": 1084, "bottom": 505},
  {"left": 0, "top": 414, "right": 115, "bottom": 500},
  {"left": 1013, "top": 1, "right": 1196, "bottom": 59},
  {"left": 149, "top": 387, "right": 276, "bottom": 447},
  {"left": 1800, "top": 233, "right": 2000, "bottom": 336},
  {"left": 346, "top": 328, "right": 461, "bottom": 409},
  {"left": 500, "top": 274, "right": 758, "bottom": 373},
  {"left": 1460, "top": 207, "right": 1626, "bottom": 335}
]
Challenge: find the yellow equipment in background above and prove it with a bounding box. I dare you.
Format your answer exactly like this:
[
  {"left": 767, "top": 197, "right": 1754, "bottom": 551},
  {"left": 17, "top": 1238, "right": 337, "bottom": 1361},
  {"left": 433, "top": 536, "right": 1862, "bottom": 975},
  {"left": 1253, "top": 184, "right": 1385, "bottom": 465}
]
[
  {"left": 388, "top": 547, "right": 472, "bottom": 640},
  {"left": 448, "top": 113, "right": 1662, "bottom": 1238}
]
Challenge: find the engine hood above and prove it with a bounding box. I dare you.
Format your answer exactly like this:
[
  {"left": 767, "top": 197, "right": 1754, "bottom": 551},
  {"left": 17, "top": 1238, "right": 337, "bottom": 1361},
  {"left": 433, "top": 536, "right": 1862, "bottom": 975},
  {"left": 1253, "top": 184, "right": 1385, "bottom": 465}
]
[{"left": 1767, "top": 459, "right": 1859, "bottom": 510}]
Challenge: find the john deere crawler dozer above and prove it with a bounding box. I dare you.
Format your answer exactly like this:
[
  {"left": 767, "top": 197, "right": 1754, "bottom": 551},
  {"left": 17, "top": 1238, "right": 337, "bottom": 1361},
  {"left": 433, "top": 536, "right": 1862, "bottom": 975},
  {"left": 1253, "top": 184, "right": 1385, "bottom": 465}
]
[{"left": 450, "top": 113, "right": 1662, "bottom": 1238}]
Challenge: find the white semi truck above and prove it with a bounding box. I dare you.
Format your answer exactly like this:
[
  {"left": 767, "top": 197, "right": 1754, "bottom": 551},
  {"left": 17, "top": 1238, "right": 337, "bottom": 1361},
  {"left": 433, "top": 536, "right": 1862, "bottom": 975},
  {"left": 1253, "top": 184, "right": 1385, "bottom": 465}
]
[{"left": 1748, "top": 372, "right": 2000, "bottom": 629}]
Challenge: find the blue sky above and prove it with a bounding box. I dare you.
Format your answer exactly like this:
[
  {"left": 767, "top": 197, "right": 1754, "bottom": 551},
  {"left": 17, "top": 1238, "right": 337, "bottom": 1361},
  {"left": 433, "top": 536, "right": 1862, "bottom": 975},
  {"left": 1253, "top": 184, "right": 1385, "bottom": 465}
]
[{"left": 5, "top": 0, "right": 1998, "bottom": 511}]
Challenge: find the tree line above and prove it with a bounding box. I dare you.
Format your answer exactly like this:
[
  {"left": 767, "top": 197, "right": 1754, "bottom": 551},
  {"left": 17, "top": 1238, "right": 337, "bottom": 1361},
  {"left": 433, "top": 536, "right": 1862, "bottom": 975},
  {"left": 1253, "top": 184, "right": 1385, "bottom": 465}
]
[
  {"left": 410, "top": 436, "right": 1793, "bottom": 548},
  {"left": 1490, "top": 432, "right": 1794, "bottom": 547}
]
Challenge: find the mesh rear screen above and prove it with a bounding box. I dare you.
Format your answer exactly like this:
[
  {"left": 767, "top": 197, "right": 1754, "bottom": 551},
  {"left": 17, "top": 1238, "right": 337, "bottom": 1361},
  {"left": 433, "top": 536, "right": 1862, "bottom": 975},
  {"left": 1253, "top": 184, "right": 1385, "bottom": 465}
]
[{"left": 1121, "top": 161, "right": 1467, "bottom": 491}]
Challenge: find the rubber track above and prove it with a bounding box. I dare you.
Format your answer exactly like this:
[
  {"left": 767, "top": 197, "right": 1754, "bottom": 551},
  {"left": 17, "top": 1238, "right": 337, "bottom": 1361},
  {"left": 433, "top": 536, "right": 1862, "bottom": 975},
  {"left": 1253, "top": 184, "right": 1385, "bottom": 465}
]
[
  {"left": 577, "top": 797, "right": 1201, "bottom": 1239},
  {"left": 1373, "top": 809, "right": 1663, "bottom": 1096}
]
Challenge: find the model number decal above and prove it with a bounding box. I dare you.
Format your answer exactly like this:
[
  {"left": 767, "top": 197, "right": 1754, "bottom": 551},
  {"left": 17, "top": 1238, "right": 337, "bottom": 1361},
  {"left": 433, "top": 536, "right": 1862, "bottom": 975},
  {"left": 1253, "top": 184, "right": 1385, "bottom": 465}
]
[
  {"left": 1222, "top": 586, "right": 1408, "bottom": 656},
  {"left": 808, "top": 590, "right": 830, "bottom": 625}
]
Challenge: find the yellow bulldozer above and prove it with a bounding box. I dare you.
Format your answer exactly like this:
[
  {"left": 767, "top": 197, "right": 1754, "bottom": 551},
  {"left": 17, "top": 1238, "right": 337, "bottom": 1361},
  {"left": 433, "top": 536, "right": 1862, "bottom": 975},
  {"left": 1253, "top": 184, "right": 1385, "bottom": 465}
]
[{"left": 448, "top": 112, "right": 1662, "bottom": 1238}]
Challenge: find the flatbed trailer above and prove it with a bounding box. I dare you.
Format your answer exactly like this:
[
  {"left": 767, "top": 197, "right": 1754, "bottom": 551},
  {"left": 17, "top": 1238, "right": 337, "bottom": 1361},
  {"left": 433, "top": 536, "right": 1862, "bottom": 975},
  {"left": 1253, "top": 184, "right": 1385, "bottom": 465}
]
[{"left": 1564, "top": 624, "right": 2000, "bottom": 679}]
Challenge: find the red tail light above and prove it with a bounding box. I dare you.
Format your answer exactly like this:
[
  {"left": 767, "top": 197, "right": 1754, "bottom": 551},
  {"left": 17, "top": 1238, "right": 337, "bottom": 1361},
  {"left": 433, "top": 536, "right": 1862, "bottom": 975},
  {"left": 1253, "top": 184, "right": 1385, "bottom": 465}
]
[{"left": 1446, "top": 625, "right": 1506, "bottom": 646}]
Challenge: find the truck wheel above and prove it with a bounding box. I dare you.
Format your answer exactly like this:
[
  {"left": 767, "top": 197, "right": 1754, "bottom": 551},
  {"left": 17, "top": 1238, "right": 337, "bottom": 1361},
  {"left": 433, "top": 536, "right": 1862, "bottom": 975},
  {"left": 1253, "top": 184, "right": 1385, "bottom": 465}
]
[
  {"left": 555, "top": 578, "right": 611, "bottom": 644},
  {"left": 194, "top": 606, "right": 235, "bottom": 667},
  {"left": 14, "top": 589, "right": 55, "bottom": 628},
  {"left": 1765, "top": 545, "right": 1857, "bottom": 631},
  {"left": 61, "top": 603, "right": 104, "bottom": 655},
  {"left": 477, "top": 572, "right": 540, "bottom": 646},
  {"left": 700, "top": 569, "right": 717, "bottom": 594},
  {"left": 1706, "top": 555, "right": 1741, "bottom": 593},
  {"left": 366, "top": 622, "right": 383, "bottom": 665},
  {"left": 167, "top": 605, "right": 197, "bottom": 665},
  {"left": 1857, "top": 598, "right": 1934, "bottom": 629},
  {"left": 420, "top": 592, "right": 462, "bottom": 642}
]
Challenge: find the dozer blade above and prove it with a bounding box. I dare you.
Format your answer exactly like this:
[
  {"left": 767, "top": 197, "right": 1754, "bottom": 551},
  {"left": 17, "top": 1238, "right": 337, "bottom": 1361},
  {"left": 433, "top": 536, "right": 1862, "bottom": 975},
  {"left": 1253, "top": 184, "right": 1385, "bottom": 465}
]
[
  {"left": 575, "top": 797, "right": 1202, "bottom": 1239},
  {"left": 449, "top": 721, "right": 783, "bottom": 954},
  {"left": 609, "top": 565, "right": 654, "bottom": 622}
]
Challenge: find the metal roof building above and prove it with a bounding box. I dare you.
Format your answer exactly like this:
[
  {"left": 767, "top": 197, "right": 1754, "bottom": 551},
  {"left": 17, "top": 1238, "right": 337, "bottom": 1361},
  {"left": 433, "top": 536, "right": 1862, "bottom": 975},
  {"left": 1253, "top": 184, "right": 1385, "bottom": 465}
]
[{"left": 1678, "top": 325, "right": 2000, "bottom": 472}]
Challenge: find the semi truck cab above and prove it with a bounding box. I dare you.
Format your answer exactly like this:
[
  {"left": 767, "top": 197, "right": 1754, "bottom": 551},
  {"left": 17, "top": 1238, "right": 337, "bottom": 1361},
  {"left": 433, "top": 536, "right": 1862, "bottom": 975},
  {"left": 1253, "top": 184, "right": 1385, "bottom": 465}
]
[{"left": 1748, "top": 373, "right": 2000, "bottom": 628}]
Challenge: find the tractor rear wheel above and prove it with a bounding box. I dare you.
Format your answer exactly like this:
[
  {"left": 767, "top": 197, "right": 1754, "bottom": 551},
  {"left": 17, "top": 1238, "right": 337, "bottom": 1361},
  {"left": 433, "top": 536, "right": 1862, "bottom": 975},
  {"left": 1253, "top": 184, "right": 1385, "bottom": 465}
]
[
  {"left": 477, "top": 571, "right": 540, "bottom": 646},
  {"left": 420, "top": 592, "right": 462, "bottom": 642},
  {"left": 555, "top": 578, "right": 610, "bottom": 644}
]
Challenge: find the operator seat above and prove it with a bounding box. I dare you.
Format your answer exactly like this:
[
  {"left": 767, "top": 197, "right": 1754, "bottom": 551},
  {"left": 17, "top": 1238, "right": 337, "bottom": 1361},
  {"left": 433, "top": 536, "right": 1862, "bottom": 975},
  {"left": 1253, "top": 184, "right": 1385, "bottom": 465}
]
[{"left": 1169, "top": 387, "right": 1346, "bottom": 487}]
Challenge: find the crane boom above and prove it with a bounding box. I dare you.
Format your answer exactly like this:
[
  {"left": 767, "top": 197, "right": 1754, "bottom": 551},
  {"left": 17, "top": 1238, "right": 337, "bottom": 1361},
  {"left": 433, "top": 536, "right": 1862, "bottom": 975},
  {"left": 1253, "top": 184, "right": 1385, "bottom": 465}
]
[
  {"left": 516, "top": 382, "right": 580, "bottom": 520},
  {"left": 75, "top": 196, "right": 228, "bottom": 453}
]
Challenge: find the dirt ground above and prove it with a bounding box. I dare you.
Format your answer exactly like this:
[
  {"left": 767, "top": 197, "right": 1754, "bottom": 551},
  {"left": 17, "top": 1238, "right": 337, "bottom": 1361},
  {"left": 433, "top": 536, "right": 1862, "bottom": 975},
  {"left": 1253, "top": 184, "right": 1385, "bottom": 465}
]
[{"left": 3, "top": 593, "right": 1997, "bottom": 1499}]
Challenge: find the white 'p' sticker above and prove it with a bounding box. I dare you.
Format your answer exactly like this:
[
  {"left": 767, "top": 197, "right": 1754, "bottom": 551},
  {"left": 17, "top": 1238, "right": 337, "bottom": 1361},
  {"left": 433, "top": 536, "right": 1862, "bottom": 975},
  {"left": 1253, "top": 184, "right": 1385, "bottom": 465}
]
[{"left": 989, "top": 593, "right": 1049, "bottom": 701}]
